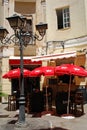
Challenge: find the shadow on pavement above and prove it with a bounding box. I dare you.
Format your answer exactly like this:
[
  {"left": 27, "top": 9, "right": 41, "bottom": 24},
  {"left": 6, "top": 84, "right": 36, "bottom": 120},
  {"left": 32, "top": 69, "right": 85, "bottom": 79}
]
[
  {"left": 0, "top": 115, "right": 9, "bottom": 118},
  {"left": 40, "top": 127, "right": 69, "bottom": 130},
  {"left": 8, "top": 120, "right": 17, "bottom": 124}
]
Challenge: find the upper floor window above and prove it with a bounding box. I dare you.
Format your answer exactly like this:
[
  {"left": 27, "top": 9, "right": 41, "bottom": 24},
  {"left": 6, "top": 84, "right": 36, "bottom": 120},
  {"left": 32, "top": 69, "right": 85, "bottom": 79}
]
[
  {"left": 56, "top": 7, "right": 70, "bottom": 29},
  {"left": 2, "top": 0, "right": 9, "bottom": 5}
]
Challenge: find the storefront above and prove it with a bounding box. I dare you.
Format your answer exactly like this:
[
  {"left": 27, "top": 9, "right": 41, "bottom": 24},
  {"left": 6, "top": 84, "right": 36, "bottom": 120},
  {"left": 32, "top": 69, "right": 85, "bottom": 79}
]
[
  {"left": 2, "top": 51, "right": 87, "bottom": 105},
  {"left": 9, "top": 56, "right": 42, "bottom": 95},
  {"left": 31, "top": 51, "right": 87, "bottom": 107}
]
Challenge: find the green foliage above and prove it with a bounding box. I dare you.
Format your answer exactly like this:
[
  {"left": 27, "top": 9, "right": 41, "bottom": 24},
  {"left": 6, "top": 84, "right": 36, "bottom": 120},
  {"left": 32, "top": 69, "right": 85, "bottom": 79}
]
[
  {"left": 0, "top": 92, "right": 8, "bottom": 97},
  {"left": 0, "top": 86, "right": 8, "bottom": 97}
]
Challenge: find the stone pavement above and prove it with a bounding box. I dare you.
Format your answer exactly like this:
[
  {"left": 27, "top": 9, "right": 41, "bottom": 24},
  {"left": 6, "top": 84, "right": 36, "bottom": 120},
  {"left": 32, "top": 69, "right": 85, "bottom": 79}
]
[{"left": 0, "top": 103, "right": 87, "bottom": 130}]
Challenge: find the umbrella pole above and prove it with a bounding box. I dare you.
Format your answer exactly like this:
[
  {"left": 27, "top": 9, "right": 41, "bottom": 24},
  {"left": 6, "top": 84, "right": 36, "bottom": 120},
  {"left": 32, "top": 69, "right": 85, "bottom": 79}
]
[
  {"left": 67, "top": 75, "right": 72, "bottom": 114},
  {"left": 46, "top": 86, "right": 49, "bottom": 111}
]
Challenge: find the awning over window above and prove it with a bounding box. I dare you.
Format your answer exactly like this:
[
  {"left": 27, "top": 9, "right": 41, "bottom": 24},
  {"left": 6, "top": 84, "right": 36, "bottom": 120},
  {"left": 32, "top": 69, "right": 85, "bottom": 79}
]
[
  {"left": 9, "top": 56, "right": 42, "bottom": 65},
  {"left": 31, "top": 51, "right": 76, "bottom": 61},
  {"left": 9, "top": 51, "right": 76, "bottom": 65}
]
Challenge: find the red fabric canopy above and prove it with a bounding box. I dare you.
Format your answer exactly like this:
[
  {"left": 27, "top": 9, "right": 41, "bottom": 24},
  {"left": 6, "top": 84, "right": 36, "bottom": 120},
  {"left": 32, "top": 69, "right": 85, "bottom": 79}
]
[
  {"left": 30, "top": 66, "right": 55, "bottom": 77},
  {"left": 2, "top": 68, "right": 30, "bottom": 79},
  {"left": 55, "top": 64, "right": 87, "bottom": 76}
]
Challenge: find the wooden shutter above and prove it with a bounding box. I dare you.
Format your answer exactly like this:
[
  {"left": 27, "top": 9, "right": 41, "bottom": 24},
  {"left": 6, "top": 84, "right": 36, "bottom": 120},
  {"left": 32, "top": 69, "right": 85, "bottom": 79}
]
[{"left": 74, "top": 54, "right": 86, "bottom": 85}]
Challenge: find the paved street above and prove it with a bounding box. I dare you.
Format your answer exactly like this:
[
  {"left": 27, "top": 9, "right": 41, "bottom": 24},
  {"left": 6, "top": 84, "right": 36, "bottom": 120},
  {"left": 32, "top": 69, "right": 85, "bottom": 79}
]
[{"left": 0, "top": 103, "right": 87, "bottom": 130}]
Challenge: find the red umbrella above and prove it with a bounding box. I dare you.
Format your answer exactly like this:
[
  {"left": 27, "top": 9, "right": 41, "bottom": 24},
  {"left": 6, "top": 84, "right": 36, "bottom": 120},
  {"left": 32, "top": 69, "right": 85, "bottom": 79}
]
[
  {"left": 55, "top": 64, "right": 87, "bottom": 114},
  {"left": 42, "top": 66, "right": 55, "bottom": 76},
  {"left": 55, "top": 64, "right": 87, "bottom": 76},
  {"left": 30, "top": 66, "right": 55, "bottom": 112},
  {"left": 29, "top": 67, "right": 43, "bottom": 77},
  {"left": 2, "top": 68, "right": 30, "bottom": 79},
  {"left": 30, "top": 66, "right": 55, "bottom": 77}
]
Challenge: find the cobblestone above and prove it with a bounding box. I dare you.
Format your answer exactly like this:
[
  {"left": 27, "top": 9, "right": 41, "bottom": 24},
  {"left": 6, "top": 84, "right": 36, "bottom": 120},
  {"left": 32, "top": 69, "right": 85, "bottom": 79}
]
[{"left": 0, "top": 103, "right": 87, "bottom": 130}]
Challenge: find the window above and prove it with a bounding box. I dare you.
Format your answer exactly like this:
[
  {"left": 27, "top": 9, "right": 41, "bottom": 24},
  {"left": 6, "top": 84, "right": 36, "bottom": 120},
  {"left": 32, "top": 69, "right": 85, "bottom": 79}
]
[
  {"left": 2, "top": 0, "right": 9, "bottom": 5},
  {"left": 56, "top": 7, "right": 70, "bottom": 29}
]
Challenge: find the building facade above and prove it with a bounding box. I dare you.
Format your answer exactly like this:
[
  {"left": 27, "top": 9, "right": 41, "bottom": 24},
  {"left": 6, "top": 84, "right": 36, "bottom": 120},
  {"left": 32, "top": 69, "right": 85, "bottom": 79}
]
[
  {"left": 0, "top": 0, "right": 45, "bottom": 102},
  {"left": 44, "top": 0, "right": 87, "bottom": 101},
  {"left": 0, "top": 0, "right": 87, "bottom": 103}
]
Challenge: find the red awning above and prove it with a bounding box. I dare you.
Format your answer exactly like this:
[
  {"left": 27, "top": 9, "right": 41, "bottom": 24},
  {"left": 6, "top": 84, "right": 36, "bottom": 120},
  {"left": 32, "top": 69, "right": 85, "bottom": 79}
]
[{"left": 9, "top": 56, "right": 42, "bottom": 65}]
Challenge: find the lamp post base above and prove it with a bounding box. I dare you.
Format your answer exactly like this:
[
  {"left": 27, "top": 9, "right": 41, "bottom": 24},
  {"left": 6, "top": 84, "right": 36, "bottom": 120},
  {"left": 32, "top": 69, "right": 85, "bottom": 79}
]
[{"left": 15, "top": 121, "right": 28, "bottom": 129}]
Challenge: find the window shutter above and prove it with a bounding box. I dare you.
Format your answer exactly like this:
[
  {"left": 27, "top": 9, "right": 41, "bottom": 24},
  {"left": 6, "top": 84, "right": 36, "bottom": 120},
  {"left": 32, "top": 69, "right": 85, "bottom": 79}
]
[{"left": 75, "top": 54, "right": 86, "bottom": 85}]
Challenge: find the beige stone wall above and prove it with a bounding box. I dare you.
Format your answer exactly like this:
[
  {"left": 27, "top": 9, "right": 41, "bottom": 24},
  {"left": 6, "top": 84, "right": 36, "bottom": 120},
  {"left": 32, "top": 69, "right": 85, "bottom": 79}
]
[
  {"left": 46, "top": 0, "right": 87, "bottom": 41},
  {"left": 3, "top": 0, "right": 15, "bottom": 35},
  {"left": 2, "top": 57, "right": 11, "bottom": 103},
  {"left": 35, "top": 0, "right": 47, "bottom": 54},
  {"left": 84, "top": 0, "right": 87, "bottom": 31},
  {"left": 0, "top": 46, "right": 14, "bottom": 102},
  {"left": 14, "top": 45, "right": 36, "bottom": 56},
  {"left": 0, "top": 1, "right": 4, "bottom": 25}
]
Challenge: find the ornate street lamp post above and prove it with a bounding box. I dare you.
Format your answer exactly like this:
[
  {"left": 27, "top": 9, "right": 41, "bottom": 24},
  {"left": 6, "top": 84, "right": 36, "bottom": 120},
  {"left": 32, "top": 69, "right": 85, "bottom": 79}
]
[{"left": 0, "top": 14, "right": 48, "bottom": 127}]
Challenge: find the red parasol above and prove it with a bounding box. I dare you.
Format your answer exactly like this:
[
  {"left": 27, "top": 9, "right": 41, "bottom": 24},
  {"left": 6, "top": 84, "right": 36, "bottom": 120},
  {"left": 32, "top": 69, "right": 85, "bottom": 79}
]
[
  {"left": 29, "top": 66, "right": 55, "bottom": 77},
  {"left": 55, "top": 64, "right": 87, "bottom": 76},
  {"left": 29, "top": 67, "right": 43, "bottom": 77},
  {"left": 2, "top": 68, "right": 31, "bottom": 79},
  {"left": 42, "top": 66, "right": 55, "bottom": 76},
  {"left": 55, "top": 64, "right": 87, "bottom": 114}
]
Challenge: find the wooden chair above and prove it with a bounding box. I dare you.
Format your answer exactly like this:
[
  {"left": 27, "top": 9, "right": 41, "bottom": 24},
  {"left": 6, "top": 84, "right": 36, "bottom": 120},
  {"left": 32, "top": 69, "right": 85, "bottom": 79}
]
[
  {"left": 74, "top": 91, "right": 84, "bottom": 116},
  {"left": 8, "top": 95, "right": 16, "bottom": 111}
]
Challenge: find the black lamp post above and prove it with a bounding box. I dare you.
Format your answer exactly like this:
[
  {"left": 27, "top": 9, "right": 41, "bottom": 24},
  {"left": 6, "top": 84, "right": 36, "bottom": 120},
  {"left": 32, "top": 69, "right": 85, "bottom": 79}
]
[{"left": 0, "top": 14, "right": 48, "bottom": 126}]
